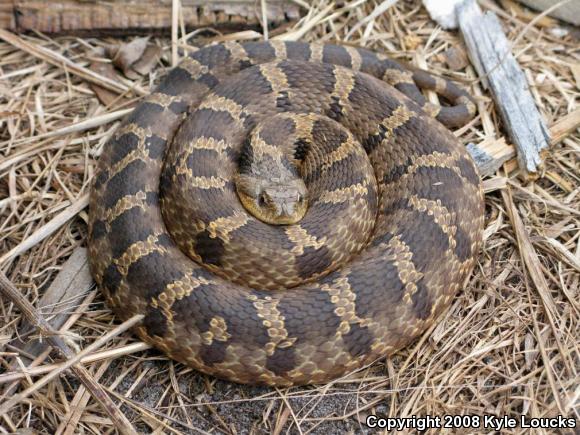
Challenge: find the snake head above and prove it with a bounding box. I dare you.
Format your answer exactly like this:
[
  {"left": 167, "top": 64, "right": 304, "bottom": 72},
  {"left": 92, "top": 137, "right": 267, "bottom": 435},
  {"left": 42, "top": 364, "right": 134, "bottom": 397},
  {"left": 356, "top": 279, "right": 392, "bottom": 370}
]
[{"left": 235, "top": 174, "right": 308, "bottom": 225}]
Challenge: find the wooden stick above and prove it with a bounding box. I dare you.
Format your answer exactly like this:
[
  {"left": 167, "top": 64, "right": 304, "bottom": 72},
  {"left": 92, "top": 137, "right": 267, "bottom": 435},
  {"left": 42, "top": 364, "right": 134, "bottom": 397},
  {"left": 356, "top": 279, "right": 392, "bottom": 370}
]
[
  {"left": 3, "top": 248, "right": 94, "bottom": 363},
  {"left": 0, "top": 29, "right": 146, "bottom": 96},
  {"left": 171, "top": 0, "right": 180, "bottom": 67},
  {"left": 261, "top": 0, "right": 269, "bottom": 40},
  {"left": 0, "top": 343, "right": 152, "bottom": 384},
  {"left": 0, "top": 271, "right": 139, "bottom": 435},
  {"left": 501, "top": 188, "right": 569, "bottom": 413},
  {"left": 468, "top": 137, "right": 514, "bottom": 177},
  {"left": 469, "top": 108, "right": 580, "bottom": 177},
  {"left": 0, "top": 194, "right": 89, "bottom": 264},
  {"left": 457, "top": 0, "right": 551, "bottom": 179},
  {"left": 548, "top": 108, "right": 580, "bottom": 145}
]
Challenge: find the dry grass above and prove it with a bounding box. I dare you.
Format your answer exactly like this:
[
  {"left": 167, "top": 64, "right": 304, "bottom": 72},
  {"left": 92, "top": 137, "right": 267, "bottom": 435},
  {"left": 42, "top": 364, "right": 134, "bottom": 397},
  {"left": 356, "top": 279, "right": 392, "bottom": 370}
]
[{"left": 0, "top": 0, "right": 579, "bottom": 433}]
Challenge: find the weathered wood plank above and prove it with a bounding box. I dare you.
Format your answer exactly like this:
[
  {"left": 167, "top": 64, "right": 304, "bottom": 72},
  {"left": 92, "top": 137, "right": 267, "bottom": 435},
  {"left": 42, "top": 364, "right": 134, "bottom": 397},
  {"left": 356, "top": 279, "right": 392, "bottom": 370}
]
[
  {"left": 0, "top": 0, "right": 300, "bottom": 36},
  {"left": 457, "top": 0, "right": 551, "bottom": 179},
  {"left": 0, "top": 1, "right": 14, "bottom": 30}
]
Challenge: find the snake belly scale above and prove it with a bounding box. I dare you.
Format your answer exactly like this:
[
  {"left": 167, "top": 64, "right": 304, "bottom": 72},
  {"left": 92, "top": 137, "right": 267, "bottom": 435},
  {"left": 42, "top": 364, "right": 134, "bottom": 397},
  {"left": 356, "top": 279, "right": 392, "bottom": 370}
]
[{"left": 88, "top": 41, "right": 484, "bottom": 386}]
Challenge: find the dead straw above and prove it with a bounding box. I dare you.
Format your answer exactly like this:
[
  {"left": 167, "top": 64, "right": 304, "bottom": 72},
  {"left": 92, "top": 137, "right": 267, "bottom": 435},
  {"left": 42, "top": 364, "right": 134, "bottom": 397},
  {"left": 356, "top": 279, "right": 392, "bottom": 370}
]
[{"left": 0, "top": 0, "right": 578, "bottom": 433}]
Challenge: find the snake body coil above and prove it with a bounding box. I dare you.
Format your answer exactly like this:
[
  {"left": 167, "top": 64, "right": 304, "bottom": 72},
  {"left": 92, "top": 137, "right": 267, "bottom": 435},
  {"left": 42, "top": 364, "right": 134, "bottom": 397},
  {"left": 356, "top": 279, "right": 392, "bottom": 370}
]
[{"left": 88, "top": 41, "right": 484, "bottom": 386}]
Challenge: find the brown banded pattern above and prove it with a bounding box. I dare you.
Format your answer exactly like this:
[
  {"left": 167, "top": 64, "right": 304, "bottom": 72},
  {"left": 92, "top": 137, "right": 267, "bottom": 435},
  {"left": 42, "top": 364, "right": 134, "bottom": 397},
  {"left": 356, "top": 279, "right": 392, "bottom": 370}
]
[{"left": 89, "top": 41, "right": 484, "bottom": 386}]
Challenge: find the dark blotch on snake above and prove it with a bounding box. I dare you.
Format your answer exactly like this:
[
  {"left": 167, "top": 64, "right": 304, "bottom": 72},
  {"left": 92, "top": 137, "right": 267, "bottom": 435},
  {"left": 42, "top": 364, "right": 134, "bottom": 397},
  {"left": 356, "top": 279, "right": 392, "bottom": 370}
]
[
  {"left": 168, "top": 100, "right": 189, "bottom": 115},
  {"left": 276, "top": 90, "right": 292, "bottom": 109},
  {"left": 103, "top": 159, "right": 148, "bottom": 209},
  {"left": 411, "top": 281, "right": 432, "bottom": 320},
  {"left": 102, "top": 264, "right": 123, "bottom": 296},
  {"left": 109, "top": 207, "right": 152, "bottom": 259},
  {"left": 341, "top": 322, "right": 374, "bottom": 358},
  {"left": 195, "top": 230, "right": 226, "bottom": 266},
  {"left": 243, "top": 41, "right": 276, "bottom": 63},
  {"left": 197, "top": 73, "right": 219, "bottom": 89},
  {"left": 453, "top": 225, "right": 473, "bottom": 262},
  {"left": 322, "top": 45, "right": 350, "bottom": 66},
  {"left": 393, "top": 205, "right": 450, "bottom": 274},
  {"left": 382, "top": 157, "right": 412, "bottom": 184},
  {"left": 456, "top": 155, "right": 480, "bottom": 186},
  {"left": 110, "top": 132, "right": 139, "bottom": 165},
  {"left": 156, "top": 68, "right": 198, "bottom": 96},
  {"left": 295, "top": 245, "right": 333, "bottom": 280},
  {"left": 293, "top": 138, "right": 310, "bottom": 161},
  {"left": 285, "top": 41, "right": 311, "bottom": 61},
  {"left": 327, "top": 96, "right": 344, "bottom": 122},
  {"left": 145, "top": 134, "right": 166, "bottom": 160},
  {"left": 90, "top": 219, "right": 107, "bottom": 241},
  {"left": 126, "top": 250, "right": 188, "bottom": 301},
  {"left": 266, "top": 347, "right": 297, "bottom": 376},
  {"left": 144, "top": 306, "right": 169, "bottom": 338},
  {"left": 93, "top": 168, "right": 109, "bottom": 190},
  {"left": 199, "top": 342, "right": 229, "bottom": 365}
]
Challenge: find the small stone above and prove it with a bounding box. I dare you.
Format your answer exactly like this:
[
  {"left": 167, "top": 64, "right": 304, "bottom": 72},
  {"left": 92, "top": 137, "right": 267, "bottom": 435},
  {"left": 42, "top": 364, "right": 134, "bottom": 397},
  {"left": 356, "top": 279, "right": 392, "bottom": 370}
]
[{"left": 443, "top": 46, "right": 469, "bottom": 70}]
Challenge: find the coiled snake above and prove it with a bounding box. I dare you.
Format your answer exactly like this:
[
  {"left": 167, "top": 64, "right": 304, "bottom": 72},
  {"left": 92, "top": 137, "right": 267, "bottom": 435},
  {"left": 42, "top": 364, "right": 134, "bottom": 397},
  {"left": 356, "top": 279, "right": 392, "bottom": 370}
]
[{"left": 88, "top": 41, "right": 484, "bottom": 386}]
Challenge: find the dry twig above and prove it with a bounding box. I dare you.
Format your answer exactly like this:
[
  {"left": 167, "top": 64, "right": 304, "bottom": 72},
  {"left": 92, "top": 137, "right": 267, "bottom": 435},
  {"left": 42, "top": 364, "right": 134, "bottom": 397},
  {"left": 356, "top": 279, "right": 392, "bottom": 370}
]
[
  {"left": 0, "top": 271, "right": 139, "bottom": 435},
  {"left": 0, "top": 0, "right": 577, "bottom": 433}
]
